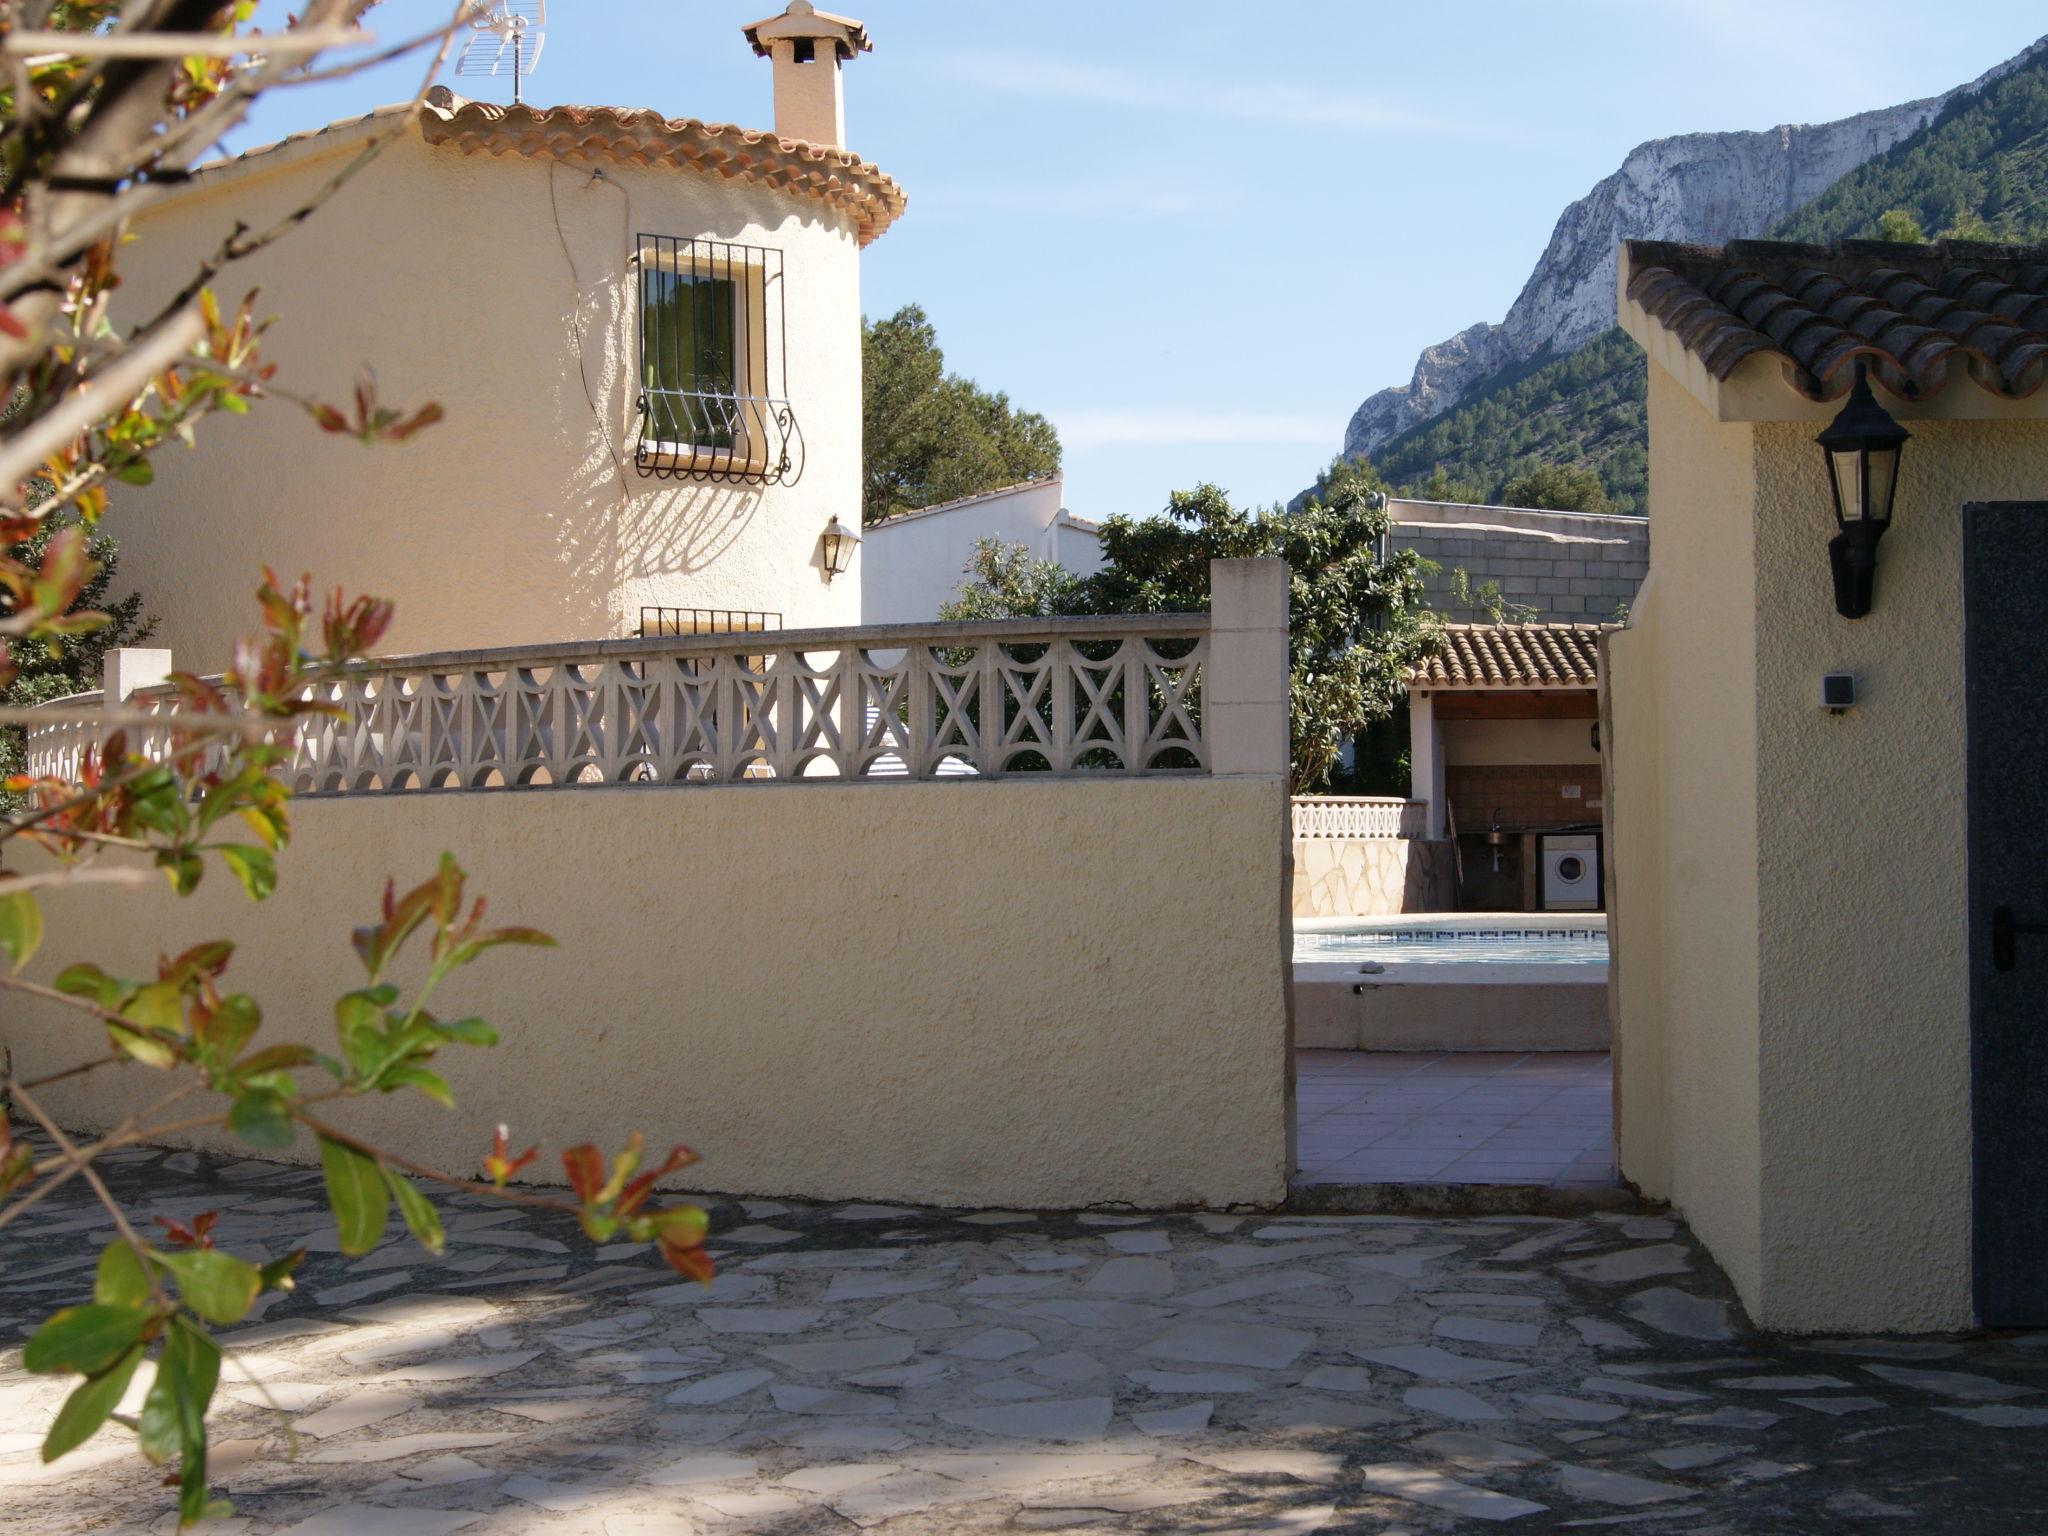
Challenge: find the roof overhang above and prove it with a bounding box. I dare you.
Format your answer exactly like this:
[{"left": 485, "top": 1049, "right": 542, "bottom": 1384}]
[
  {"left": 158, "top": 91, "right": 907, "bottom": 247},
  {"left": 1404, "top": 621, "right": 1613, "bottom": 692},
  {"left": 1619, "top": 240, "right": 2048, "bottom": 425}
]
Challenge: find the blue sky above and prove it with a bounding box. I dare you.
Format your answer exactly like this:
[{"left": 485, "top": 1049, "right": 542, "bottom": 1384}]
[{"left": 227, "top": 1, "right": 2046, "bottom": 518}]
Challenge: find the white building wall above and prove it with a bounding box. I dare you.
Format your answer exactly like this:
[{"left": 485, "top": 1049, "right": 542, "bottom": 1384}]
[{"left": 860, "top": 476, "right": 1102, "bottom": 623}]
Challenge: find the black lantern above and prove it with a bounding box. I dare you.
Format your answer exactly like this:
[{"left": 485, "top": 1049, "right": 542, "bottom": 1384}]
[
  {"left": 1815, "top": 361, "right": 1909, "bottom": 619},
  {"left": 818, "top": 516, "right": 860, "bottom": 581}
]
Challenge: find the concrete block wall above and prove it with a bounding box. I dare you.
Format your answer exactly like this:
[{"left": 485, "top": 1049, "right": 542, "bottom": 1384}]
[{"left": 1388, "top": 499, "right": 1649, "bottom": 623}]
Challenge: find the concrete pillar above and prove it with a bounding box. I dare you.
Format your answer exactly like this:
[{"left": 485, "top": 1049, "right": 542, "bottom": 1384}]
[
  {"left": 1207, "top": 558, "right": 1289, "bottom": 777},
  {"left": 1410, "top": 688, "right": 1446, "bottom": 839},
  {"left": 103, "top": 647, "right": 172, "bottom": 705}
]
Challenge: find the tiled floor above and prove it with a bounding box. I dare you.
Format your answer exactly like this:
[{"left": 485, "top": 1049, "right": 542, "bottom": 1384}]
[{"left": 1296, "top": 1049, "right": 1616, "bottom": 1186}]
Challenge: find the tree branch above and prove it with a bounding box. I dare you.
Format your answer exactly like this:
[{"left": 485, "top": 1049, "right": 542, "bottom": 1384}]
[
  {"left": 296, "top": 1111, "right": 582, "bottom": 1217},
  {"left": 4, "top": 1074, "right": 162, "bottom": 1297}
]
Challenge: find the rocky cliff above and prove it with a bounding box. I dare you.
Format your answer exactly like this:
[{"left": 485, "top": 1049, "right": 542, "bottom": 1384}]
[{"left": 1342, "top": 47, "right": 2039, "bottom": 461}]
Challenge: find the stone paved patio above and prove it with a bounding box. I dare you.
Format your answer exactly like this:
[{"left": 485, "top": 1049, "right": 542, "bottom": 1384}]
[
  {"left": 3, "top": 1148, "right": 2045, "bottom": 1534},
  {"left": 1296, "top": 1052, "right": 1615, "bottom": 1188}
]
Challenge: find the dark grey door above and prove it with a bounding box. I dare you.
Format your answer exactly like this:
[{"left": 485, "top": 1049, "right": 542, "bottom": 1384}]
[{"left": 1965, "top": 501, "right": 2048, "bottom": 1327}]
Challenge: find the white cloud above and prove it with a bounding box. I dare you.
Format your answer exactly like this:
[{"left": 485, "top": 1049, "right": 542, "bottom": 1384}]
[
  {"left": 930, "top": 49, "right": 1486, "bottom": 136},
  {"left": 1055, "top": 409, "right": 1334, "bottom": 450}
]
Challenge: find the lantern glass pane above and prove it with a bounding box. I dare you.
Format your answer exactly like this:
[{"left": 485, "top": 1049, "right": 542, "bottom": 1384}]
[
  {"left": 1828, "top": 448, "right": 1861, "bottom": 525},
  {"left": 1865, "top": 446, "right": 1899, "bottom": 525}
]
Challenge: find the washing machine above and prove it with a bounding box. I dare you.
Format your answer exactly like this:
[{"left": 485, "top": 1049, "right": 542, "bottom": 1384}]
[{"left": 1540, "top": 833, "right": 1601, "bottom": 911}]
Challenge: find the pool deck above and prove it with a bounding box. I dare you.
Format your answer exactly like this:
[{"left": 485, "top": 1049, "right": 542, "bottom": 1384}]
[{"left": 1296, "top": 1049, "right": 1616, "bottom": 1188}]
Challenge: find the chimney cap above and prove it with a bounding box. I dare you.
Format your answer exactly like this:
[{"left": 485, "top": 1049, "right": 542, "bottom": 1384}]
[{"left": 743, "top": 1, "right": 871, "bottom": 62}]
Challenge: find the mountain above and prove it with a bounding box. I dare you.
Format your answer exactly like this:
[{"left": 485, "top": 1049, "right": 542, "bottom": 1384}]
[
  {"left": 1370, "top": 329, "right": 1648, "bottom": 514},
  {"left": 1769, "top": 49, "right": 2048, "bottom": 242},
  {"left": 1342, "top": 34, "right": 2048, "bottom": 514}
]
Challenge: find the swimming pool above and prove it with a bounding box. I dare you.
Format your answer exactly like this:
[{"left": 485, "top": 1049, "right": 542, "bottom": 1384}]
[{"left": 1294, "top": 916, "right": 1609, "bottom": 968}]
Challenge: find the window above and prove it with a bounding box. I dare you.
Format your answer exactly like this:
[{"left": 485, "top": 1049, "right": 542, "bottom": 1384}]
[{"left": 634, "top": 235, "right": 804, "bottom": 485}]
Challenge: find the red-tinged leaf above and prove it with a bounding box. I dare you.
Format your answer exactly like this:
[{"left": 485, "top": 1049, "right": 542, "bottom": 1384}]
[
  {"left": 153, "top": 1211, "right": 217, "bottom": 1251},
  {"left": 0, "top": 304, "right": 24, "bottom": 340},
  {"left": 384, "top": 402, "right": 444, "bottom": 442},
  {"left": 448, "top": 926, "right": 555, "bottom": 967},
  {"left": 645, "top": 1204, "right": 710, "bottom": 1249},
  {"left": 657, "top": 1241, "right": 716, "bottom": 1285},
  {"left": 307, "top": 402, "right": 349, "bottom": 434},
  {"left": 561, "top": 1144, "right": 605, "bottom": 1202},
  {"left": 616, "top": 1145, "right": 699, "bottom": 1217},
  {"left": 482, "top": 1123, "right": 538, "bottom": 1188},
  {"left": 158, "top": 942, "right": 233, "bottom": 986}
]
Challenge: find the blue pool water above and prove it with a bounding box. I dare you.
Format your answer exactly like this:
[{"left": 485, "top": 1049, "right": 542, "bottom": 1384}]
[{"left": 1294, "top": 922, "right": 1609, "bottom": 967}]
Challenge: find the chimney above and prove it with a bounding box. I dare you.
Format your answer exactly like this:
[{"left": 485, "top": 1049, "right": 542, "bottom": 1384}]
[{"left": 743, "top": 1, "right": 871, "bottom": 149}]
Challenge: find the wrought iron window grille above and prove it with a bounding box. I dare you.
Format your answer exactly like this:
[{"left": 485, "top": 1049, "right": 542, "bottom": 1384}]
[{"left": 633, "top": 235, "right": 804, "bottom": 486}]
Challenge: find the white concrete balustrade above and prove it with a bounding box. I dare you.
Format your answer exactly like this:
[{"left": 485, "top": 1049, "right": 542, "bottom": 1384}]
[
  {"left": 26, "top": 558, "right": 1293, "bottom": 793},
  {"left": 1291, "top": 795, "right": 1429, "bottom": 840}
]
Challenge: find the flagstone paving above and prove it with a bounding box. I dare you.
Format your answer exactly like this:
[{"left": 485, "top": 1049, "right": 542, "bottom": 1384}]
[{"left": 3, "top": 1149, "right": 2046, "bottom": 1533}]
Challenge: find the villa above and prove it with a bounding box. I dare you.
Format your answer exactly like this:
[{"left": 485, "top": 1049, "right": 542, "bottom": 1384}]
[
  {"left": 102, "top": 3, "right": 904, "bottom": 663},
  {"left": 13, "top": 8, "right": 2048, "bottom": 1344},
  {"left": 20, "top": 4, "right": 1300, "bottom": 1219}
]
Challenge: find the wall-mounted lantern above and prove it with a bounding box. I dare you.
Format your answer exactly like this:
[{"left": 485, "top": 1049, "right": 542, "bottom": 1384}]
[
  {"left": 1816, "top": 361, "right": 1909, "bottom": 619},
  {"left": 818, "top": 515, "right": 859, "bottom": 581}
]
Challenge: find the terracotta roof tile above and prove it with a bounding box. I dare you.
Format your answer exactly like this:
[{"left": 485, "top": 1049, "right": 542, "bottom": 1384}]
[
  {"left": 419, "top": 96, "right": 905, "bottom": 246},
  {"left": 1624, "top": 238, "right": 2048, "bottom": 403},
  {"left": 1407, "top": 622, "right": 1615, "bottom": 690}
]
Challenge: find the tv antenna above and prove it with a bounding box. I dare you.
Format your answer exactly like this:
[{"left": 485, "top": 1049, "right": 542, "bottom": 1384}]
[{"left": 455, "top": 1, "right": 545, "bottom": 105}]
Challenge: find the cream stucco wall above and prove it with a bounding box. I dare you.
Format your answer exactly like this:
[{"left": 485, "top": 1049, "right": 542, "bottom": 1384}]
[
  {"left": 1608, "top": 365, "right": 1765, "bottom": 1309},
  {"left": 1747, "top": 420, "right": 2048, "bottom": 1332},
  {"left": 14, "top": 778, "right": 1291, "bottom": 1210},
  {"left": 105, "top": 125, "right": 865, "bottom": 670},
  {"left": 1613, "top": 362, "right": 2048, "bottom": 1330},
  {"left": 1441, "top": 717, "right": 1600, "bottom": 767}
]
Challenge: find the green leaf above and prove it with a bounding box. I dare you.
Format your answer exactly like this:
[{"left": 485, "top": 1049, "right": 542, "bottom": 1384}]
[
  {"left": 159, "top": 1250, "right": 260, "bottom": 1326},
  {"left": 318, "top": 1135, "right": 387, "bottom": 1256},
  {"left": 41, "top": 1342, "right": 143, "bottom": 1462},
  {"left": 121, "top": 982, "right": 186, "bottom": 1037},
  {"left": 227, "top": 1089, "right": 294, "bottom": 1150},
  {"left": 257, "top": 1250, "right": 304, "bottom": 1295},
  {"left": 216, "top": 845, "right": 276, "bottom": 902},
  {"left": 0, "top": 889, "right": 42, "bottom": 971},
  {"left": 93, "top": 1243, "right": 151, "bottom": 1308},
  {"left": 334, "top": 986, "right": 398, "bottom": 1081},
  {"left": 383, "top": 1168, "right": 444, "bottom": 1256},
  {"left": 113, "top": 459, "right": 154, "bottom": 486},
  {"left": 437, "top": 1017, "right": 499, "bottom": 1048},
  {"left": 24, "top": 1304, "right": 147, "bottom": 1375},
  {"left": 204, "top": 994, "right": 262, "bottom": 1061},
  {"left": 156, "top": 849, "right": 204, "bottom": 895},
  {"left": 234, "top": 1043, "right": 314, "bottom": 1076},
  {"left": 381, "top": 1064, "right": 453, "bottom": 1107},
  {"left": 53, "top": 962, "right": 122, "bottom": 1008},
  {"left": 137, "top": 1317, "right": 219, "bottom": 1468}
]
